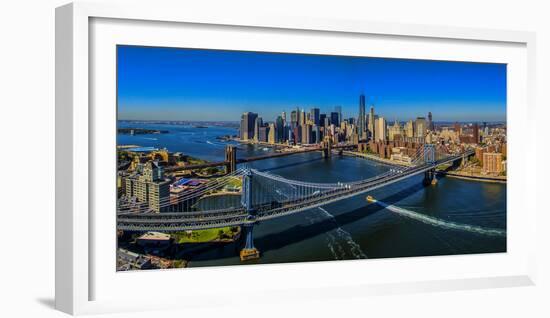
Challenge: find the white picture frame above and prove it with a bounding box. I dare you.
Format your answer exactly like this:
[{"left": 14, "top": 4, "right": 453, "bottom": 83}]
[{"left": 55, "top": 1, "right": 537, "bottom": 315}]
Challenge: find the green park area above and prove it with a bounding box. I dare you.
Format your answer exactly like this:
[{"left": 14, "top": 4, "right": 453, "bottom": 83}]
[{"left": 172, "top": 226, "right": 240, "bottom": 244}]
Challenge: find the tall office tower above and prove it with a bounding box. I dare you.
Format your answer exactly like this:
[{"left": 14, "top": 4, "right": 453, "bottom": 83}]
[
  {"left": 320, "top": 114, "right": 327, "bottom": 128},
  {"left": 300, "top": 109, "right": 307, "bottom": 126},
  {"left": 368, "top": 105, "right": 375, "bottom": 141},
  {"left": 258, "top": 126, "right": 269, "bottom": 143},
  {"left": 240, "top": 112, "right": 258, "bottom": 140},
  {"left": 290, "top": 110, "right": 298, "bottom": 128},
  {"left": 281, "top": 111, "right": 287, "bottom": 127},
  {"left": 301, "top": 124, "right": 312, "bottom": 144},
  {"left": 313, "top": 125, "right": 320, "bottom": 144},
  {"left": 376, "top": 117, "right": 387, "bottom": 142},
  {"left": 473, "top": 123, "right": 480, "bottom": 144},
  {"left": 415, "top": 117, "right": 427, "bottom": 138},
  {"left": 334, "top": 105, "right": 342, "bottom": 126},
  {"left": 253, "top": 117, "right": 263, "bottom": 142},
  {"left": 428, "top": 112, "right": 434, "bottom": 131},
  {"left": 358, "top": 94, "right": 366, "bottom": 140},
  {"left": 330, "top": 112, "right": 339, "bottom": 127},
  {"left": 310, "top": 107, "right": 320, "bottom": 126},
  {"left": 276, "top": 116, "right": 285, "bottom": 142},
  {"left": 405, "top": 120, "right": 415, "bottom": 138},
  {"left": 268, "top": 123, "right": 276, "bottom": 144}
]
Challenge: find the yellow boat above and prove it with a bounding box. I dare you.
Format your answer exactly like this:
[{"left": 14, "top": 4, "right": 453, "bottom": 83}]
[{"left": 366, "top": 195, "right": 376, "bottom": 203}]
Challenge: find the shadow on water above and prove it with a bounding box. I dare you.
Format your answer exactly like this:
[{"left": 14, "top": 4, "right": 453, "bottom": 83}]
[{"left": 190, "top": 182, "right": 426, "bottom": 262}]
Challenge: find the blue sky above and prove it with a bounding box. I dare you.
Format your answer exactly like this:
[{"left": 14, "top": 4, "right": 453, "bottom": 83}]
[{"left": 117, "top": 45, "right": 506, "bottom": 122}]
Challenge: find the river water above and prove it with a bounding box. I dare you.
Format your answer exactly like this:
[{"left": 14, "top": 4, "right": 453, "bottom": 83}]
[{"left": 118, "top": 122, "right": 506, "bottom": 266}]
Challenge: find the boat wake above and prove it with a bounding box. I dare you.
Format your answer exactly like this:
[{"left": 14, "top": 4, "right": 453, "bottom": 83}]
[
  {"left": 372, "top": 200, "right": 506, "bottom": 237},
  {"left": 305, "top": 207, "right": 368, "bottom": 260}
]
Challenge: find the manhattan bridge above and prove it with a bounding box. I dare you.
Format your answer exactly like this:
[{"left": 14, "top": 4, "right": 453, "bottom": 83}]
[{"left": 117, "top": 144, "right": 474, "bottom": 260}]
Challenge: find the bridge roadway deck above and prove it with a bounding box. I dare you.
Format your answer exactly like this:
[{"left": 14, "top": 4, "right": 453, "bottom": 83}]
[
  {"left": 164, "top": 144, "right": 356, "bottom": 172},
  {"left": 117, "top": 151, "right": 472, "bottom": 231}
]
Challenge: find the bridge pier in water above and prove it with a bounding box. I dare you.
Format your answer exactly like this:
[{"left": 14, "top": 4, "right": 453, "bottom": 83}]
[
  {"left": 322, "top": 137, "right": 332, "bottom": 158},
  {"left": 239, "top": 168, "right": 260, "bottom": 261},
  {"left": 423, "top": 144, "right": 437, "bottom": 186},
  {"left": 423, "top": 168, "right": 437, "bottom": 186}
]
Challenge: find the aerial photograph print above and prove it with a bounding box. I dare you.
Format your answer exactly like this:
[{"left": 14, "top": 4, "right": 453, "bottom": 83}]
[{"left": 115, "top": 45, "right": 507, "bottom": 271}]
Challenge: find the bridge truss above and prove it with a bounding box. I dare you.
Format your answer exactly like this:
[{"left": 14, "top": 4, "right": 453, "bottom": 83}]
[{"left": 117, "top": 145, "right": 473, "bottom": 232}]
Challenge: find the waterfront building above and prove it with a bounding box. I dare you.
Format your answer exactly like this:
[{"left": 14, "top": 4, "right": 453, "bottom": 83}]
[
  {"left": 483, "top": 152, "right": 503, "bottom": 174},
  {"left": 358, "top": 94, "right": 366, "bottom": 140},
  {"left": 124, "top": 161, "right": 170, "bottom": 212},
  {"left": 475, "top": 147, "right": 486, "bottom": 165},
  {"left": 268, "top": 123, "right": 276, "bottom": 144},
  {"left": 376, "top": 117, "right": 387, "bottom": 142},
  {"left": 253, "top": 117, "right": 263, "bottom": 142},
  {"left": 293, "top": 126, "right": 302, "bottom": 145},
  {"left": 276, "top": 116, "right": 285, "bottom": 142},
  {"left": 415, "top": 117, "right": 426, "bottom": 138},
  {"left": 240, "top": 112, "right": 258, "bottom": 141},
  {"left": 258, "top": 126, "right": 269, "bottom": 143},
  {"left": 281, "top": 111, "right": 287, "bottom": 127}
]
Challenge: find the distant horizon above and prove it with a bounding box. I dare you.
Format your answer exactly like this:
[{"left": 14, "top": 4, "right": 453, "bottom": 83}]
[
  {"left": 117, "top": 45, "right": 507, "bottom": 122},
  {"left": 117, "top": 118, "right": 506, "bottom": 125}
]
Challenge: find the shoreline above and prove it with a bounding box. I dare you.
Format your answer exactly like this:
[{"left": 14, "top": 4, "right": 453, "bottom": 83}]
[{"left": 436, "top": 171, "right": 507, "bottom": 183}]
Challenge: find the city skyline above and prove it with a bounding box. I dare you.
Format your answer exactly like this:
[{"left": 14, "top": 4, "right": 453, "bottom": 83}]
[{"left": 117, "top": 45, "right": 507, "bottom": 122}]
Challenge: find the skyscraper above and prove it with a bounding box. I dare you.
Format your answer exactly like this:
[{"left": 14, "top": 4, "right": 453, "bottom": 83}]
[
  {"left": 240, "top": 112, "right": 258, "bottom": 141},
  {"left": 368, "top": 105, "right": 375, "bottom": 141},
  {"left": 473, "top": 123, "right": 479, "bottom": 144},
  {"left": 376, "top": 117, "right": 387, "bottom": 142},
  {"left": 276, "top": 116, "right": 284, "bottom": 142},
  {"left": 428, "top": 112, "right": 434, "bottom": 131},
  {"left": 310, "top": 107, "right": 320, "bottom": 126},
  {"left": 320, "top": 113, "right": 327, "bottom": 128},
  {"left": 253, "top": 117, "right": 263, "bottom": 142},
  {"left": 334, "top": 105, "right": 342, "bottom": 126},
  {"left": 358, "top": 94, "right": 366, "bottom": 140},
  {"left": 415, "top": 117, "right": 427, "bottom": 139},
  {"left": 300, "top": 109, "right": 306, "bottom": 126},
  {"left": 330, "top": 112, "right": 339, "bottom": 127},
  {"left": 290, "top": 110, "right": 298, "bottom": 128},
  {"left": 268, "top": 123, "right": 276, "bottom": 144},
  {"left": 405, "top": 120, "right": 415, "bottom": 138}
]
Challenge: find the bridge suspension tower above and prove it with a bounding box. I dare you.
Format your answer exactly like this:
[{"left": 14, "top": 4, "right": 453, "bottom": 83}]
[
  {"left": 423, "top": 144, "right": 438, "bottom": 186},
  {"left": 239, "top": 167, "right": 260, "bottom": 261}
]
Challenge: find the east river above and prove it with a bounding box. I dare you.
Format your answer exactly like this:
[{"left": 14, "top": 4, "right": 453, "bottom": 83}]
[{"left": 118, "top": 122, "right": 506, "bottom": 266}]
